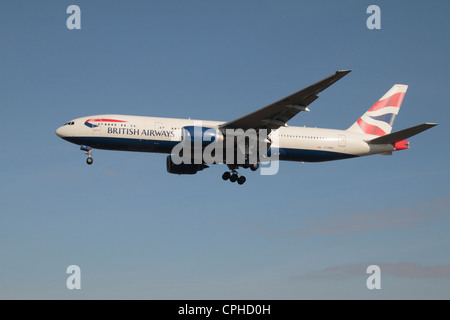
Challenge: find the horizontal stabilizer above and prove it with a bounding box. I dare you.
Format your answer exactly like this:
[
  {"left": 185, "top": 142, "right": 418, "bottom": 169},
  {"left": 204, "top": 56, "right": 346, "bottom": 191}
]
[{"left": 368, "top": 123, "right": 438, "bottom": 144}]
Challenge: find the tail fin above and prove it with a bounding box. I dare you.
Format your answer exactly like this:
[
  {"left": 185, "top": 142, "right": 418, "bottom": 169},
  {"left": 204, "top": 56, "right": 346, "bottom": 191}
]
[{"left": 347, "top": 84, "right": 408, "bottom": 136}]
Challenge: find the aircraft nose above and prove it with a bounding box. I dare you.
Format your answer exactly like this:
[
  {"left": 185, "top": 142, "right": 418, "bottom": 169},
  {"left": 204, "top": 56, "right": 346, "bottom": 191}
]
[{"left": 56, "top": 126, "right": 66, "bottom": 138}]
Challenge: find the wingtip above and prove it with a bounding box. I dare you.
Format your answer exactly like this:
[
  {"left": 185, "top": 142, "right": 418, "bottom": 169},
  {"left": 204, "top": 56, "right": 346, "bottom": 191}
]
[
  {"left": 337, "top": 69, "right": 352, "bottom": 74},
  {"left": 393, "top": 84, "right": 409, "bottom": 90}
]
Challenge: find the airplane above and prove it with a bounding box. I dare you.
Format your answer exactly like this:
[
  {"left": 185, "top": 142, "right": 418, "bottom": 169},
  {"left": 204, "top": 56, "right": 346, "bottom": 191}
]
[{"left": 56, "top": 70, "right": 437, "bottom": 184}]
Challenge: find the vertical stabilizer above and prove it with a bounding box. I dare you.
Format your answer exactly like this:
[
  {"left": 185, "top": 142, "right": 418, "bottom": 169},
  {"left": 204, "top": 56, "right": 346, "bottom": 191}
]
[{"left": 347, "top": 84, "right": 408, "bottom": 136}]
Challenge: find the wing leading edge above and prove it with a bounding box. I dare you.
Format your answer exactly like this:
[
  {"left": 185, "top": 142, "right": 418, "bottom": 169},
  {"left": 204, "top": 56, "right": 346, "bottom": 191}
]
[{"left": 220, "top": 70, "right": 351, "bottom": 131}]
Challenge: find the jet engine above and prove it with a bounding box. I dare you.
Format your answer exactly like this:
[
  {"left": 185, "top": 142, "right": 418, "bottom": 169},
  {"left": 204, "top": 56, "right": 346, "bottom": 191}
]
[{"left": 166, "top": 155, "right": 208, "bottom": 175}]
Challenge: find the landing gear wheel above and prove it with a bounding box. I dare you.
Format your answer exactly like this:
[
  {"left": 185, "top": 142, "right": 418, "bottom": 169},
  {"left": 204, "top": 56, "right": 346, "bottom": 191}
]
[
  {"left": 81, "top": 145, "right": 93, "bottom": 165},
  {"left": 230, "top": 173, "right": 238, "bottom": 183},
  {"left": 250, "top": 163, "right": 259, "bottom": 171},
  {"left": 237, "top": 176, "right": 246, "bottom": 185},
  {"left": 222, "top": 172, "right": 231, "bottom": 180}
]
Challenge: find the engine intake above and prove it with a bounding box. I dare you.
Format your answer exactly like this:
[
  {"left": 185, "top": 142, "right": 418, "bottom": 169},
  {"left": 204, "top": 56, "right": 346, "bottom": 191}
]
[{"left": 166, "top": 155, "right": 208, "bottom": 175}]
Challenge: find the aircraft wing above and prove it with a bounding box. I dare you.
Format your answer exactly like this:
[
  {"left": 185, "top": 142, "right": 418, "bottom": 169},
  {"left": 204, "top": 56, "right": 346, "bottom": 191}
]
[{"left": 220, "top": 70, "right": 351, "bottom": 131}]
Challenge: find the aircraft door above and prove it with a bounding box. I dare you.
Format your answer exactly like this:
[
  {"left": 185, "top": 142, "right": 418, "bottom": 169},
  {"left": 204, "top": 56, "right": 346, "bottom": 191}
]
[
  {"left": 91, "top": 120, "right": 102, "bottom": 135},
  {"left": 93, "top": 122, "right": 101, "bottom": 132}
]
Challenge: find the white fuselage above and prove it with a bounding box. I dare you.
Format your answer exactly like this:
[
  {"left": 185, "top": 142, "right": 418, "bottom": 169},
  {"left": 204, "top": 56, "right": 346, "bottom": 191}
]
[{"left": 56, "top": 114, "right": 396, "bottom": 162}]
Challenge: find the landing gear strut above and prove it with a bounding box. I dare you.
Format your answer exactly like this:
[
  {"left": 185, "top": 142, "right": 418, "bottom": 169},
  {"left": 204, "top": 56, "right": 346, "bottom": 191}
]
[{"left": 81, "top": 145, "right": 93, "bottom": 165}]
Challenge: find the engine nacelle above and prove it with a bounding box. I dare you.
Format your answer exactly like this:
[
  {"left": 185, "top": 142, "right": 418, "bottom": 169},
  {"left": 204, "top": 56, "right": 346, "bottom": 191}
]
[
  {"left": 182, "top": 126, "right": 224, "bottom": 148},
  {"left": 166, "top": 155, "right": 207, "bottom": 175}
]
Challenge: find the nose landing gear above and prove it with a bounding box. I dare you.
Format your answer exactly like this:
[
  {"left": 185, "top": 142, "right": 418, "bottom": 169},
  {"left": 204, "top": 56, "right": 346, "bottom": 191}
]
[{"left": 81, "top": 145, "right": 93, "bottom": 165}]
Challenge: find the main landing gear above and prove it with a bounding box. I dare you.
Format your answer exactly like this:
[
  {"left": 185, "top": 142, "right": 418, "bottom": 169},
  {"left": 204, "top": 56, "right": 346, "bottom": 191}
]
[
  {"left": 222, "top": 171, "right": 246, "bottom": 185},
  {"left": 81, "top": 145, "right": 93, "bottom": 165},
  {"left": 221, "top": 163, "right": 259, "bottom": 185}
]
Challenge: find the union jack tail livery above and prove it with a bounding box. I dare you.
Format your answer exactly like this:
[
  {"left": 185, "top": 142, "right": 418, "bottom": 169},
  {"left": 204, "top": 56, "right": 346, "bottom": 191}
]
[{"left": 347, "top": 84, "right": 408, "bottom": 136}]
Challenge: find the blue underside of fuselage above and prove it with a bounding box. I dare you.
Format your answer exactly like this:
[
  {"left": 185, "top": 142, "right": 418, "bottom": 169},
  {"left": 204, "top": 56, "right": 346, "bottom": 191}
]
[
  {"left": 63, "top": 136, "right": 357, "bottom": 162},
  {"left": 277, "top": 147, "right": 357, "bottom": 162}
]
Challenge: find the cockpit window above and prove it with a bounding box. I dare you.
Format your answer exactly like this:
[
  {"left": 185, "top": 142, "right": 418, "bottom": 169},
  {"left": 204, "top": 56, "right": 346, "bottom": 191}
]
[{"left": 64, "top": 121, "right": 75, "bottom": 126}]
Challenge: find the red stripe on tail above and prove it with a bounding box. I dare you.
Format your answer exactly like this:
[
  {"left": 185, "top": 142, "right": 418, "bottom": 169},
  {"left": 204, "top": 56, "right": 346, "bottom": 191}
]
[
  {"left": 357, "top": 118, "right": 386, "bottom": 136},
  {"left": 368, "top": 92, "right": 406, "bottom": 112}
]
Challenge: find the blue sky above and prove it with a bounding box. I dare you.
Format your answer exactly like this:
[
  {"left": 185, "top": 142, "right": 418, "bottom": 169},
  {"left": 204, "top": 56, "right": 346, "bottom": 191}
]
[{"left": 1, "top": 1, "right": 449, "bottom": 299}]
